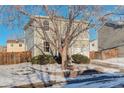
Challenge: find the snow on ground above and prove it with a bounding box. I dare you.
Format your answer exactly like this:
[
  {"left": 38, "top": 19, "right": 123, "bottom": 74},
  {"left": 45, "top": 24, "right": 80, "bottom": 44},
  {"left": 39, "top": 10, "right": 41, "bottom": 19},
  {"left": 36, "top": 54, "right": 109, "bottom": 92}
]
[
  {"left": 93, "top": 57, "right": 124, "bottom": 67},
  {"left": 105, "top": 58, "right": 124, "bottom": 67},
  {"left": 0, "top": 62, "right": 89, "bottom": 87},
  {"left": 87, "top": 64, "right": 120, "bottom": 73},
  {"left": 50, "top": 73, "right": 124, "bottom": 88},
  {"left": 1, "top": 58, "right": 124, "bottom": 88},
  {"left": 0, "top": 63, "right": 68, "bottom": 87},
  {"left": 55, "top": 58, "right": 124, "bottom": 88}
]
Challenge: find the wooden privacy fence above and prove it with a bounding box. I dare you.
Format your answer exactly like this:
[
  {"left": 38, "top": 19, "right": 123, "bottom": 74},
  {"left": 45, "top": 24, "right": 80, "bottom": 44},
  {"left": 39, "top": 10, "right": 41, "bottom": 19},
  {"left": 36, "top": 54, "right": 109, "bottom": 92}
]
[
  {"left": 90, "top": 48, "right": 118, "bottom": 59},
  {"left": 0, "top": 51, "right": 32, "bottom": 65},
  {"left": 101, "top": 48, "right": 118, "bottom": 59},
  {"left": 90, "top": 51, "right": 102, "bottom": 59}
]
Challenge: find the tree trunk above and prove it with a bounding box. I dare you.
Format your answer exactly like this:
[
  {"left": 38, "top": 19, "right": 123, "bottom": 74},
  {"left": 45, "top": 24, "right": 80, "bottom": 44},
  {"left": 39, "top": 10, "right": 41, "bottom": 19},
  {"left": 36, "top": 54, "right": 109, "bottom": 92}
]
[{"left": 61, "top": 46, "right": 68, "bottom": 70}]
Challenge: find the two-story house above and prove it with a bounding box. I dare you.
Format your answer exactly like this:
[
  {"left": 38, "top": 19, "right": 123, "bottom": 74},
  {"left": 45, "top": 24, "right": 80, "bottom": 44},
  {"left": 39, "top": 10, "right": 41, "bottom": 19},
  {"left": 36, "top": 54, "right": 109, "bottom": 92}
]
[
  {"left": 24, "top": 16, "right": 90, "bottom": 57},
  {"left": 98, "top": 21, "right": 124, "bottom": 57}
]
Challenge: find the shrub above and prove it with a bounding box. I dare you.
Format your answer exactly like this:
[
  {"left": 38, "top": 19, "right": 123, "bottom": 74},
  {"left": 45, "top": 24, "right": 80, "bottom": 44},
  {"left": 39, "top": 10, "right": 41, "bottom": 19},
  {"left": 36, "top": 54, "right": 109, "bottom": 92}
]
[
  {"left": 31, "top": 55, "right": 56, "bottom": 65},
  {"left": 71, "top": 54, "right": 90, "bottom": 64}
]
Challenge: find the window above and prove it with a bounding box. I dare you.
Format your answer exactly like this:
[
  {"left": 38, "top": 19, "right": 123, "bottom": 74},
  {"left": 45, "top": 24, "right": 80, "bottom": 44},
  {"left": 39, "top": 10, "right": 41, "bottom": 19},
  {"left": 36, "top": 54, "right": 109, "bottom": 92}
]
[
  {"left": 92, "top": 43, "right": 95, "bottom": 47},
  {"left": 43, "top": 20, "right": 49, "bottom": 31},
  {"left": 10, "top": 43, "right": 14, "bottom": 47},
  {"left": 43, "top": 41, "right": 50, "bottom": 52},
  {"left": 19, "top": 44, "right": 22, "bottom": 47}
]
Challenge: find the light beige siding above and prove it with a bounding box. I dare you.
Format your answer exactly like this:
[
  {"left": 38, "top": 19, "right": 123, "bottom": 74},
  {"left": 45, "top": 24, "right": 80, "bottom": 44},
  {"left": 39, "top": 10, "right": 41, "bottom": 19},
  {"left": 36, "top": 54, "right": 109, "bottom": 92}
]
[
  {"left": 7, "top": 42, "right": 25, "bottom": 52},
  {"left": 25, "top": 16, "right": 90, "bottom": 57}
]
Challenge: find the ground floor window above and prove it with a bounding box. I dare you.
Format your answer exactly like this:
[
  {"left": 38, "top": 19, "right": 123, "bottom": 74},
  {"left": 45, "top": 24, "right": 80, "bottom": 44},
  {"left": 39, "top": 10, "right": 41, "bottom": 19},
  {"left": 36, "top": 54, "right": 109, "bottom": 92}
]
[{"left": 43, "top": 41, "right": 50, "bottom": 52}]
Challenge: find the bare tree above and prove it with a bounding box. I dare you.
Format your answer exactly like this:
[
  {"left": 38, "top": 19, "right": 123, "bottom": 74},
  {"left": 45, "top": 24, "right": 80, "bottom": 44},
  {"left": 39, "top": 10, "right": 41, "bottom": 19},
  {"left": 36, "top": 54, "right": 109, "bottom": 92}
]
[{"left": 0, "top": 5, "right": 123, "bottom": 69}]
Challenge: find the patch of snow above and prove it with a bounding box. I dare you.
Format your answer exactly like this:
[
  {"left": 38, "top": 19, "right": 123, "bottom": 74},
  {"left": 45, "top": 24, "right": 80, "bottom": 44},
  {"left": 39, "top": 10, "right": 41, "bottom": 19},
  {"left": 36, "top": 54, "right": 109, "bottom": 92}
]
[
  {"left": 88, "top": 64, "right": 120, "bottom": 73},
  {"left": 93, "top": 58, "right": 124, "bottom": 67},
  {"left": 0, "top": 63, "right": 69, "bottom": 87},
  {"left": 0, "top": 61, "right": 124, "bottom": 88}
]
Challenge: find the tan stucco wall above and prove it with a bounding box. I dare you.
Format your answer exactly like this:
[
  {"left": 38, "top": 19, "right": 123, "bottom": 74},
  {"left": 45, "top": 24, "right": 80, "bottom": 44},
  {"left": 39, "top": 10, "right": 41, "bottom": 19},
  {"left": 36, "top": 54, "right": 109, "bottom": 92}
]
[{"left": 7, "top": 42, "right": 25, "bottom": 52}]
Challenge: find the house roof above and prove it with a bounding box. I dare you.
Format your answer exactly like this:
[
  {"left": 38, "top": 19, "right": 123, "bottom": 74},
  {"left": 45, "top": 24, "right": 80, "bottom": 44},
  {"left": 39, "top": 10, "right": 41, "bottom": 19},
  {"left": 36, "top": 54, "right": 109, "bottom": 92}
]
[
  {"left": 7, "top": 40, "right": 24, "bottom": 43},
  {"left": 24, "top": 16, "right": 88, "bottom": 31},
  {"left": 105, "top": 21, "right": 124, "bottom": 29},
  {"left": 7, "top": 40, "right": 18, "bottom": 43},
  {"left": 90, "top": 39, "right": 97, "bottom": 42}
]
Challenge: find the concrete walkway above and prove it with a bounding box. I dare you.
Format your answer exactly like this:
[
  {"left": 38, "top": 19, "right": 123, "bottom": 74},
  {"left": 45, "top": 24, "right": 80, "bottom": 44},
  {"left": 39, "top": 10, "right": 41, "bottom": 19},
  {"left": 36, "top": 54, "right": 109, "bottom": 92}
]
[{"left": 91, "top": 58, "right": 124, "bottom": 73}]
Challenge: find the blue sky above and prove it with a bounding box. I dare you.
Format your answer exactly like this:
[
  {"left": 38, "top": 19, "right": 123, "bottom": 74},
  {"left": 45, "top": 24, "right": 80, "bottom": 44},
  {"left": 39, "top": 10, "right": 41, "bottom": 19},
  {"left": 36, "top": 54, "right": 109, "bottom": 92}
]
[
  {"left": 0, "top": 5, "right": 122, "bottom": 46},
  {"left": 0, "top": 25, "right": 8, "bottom": 46}
]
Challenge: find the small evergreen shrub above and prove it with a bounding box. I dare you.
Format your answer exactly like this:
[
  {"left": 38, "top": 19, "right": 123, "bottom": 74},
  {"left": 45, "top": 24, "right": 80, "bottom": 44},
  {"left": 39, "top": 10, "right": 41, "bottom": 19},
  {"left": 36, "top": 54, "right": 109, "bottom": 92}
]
[
  {"left": 31, "top": 55, "right": 56, "bottom": 65},
  {"left": 71, "top": 54, "right": 90, "bottom": 64}
]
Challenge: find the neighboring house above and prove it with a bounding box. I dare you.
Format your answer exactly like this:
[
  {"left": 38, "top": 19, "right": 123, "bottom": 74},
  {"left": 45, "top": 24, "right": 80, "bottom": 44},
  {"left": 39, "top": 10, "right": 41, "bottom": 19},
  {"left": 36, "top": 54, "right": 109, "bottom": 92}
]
[
  {"left": 0, "top": 46, "right": 6, "bottom": 52},
  {"left": 90, "top": 39, "right": 98, "bottom": 52},
  {"left": 98, "top": 21, "right": 124, "bottom": 57},
  {"left": 24, "top": 16, "right": 90, "bottom": 57},
  {"left": 7, "top": 40, "right": 25, "bottom": 52}
]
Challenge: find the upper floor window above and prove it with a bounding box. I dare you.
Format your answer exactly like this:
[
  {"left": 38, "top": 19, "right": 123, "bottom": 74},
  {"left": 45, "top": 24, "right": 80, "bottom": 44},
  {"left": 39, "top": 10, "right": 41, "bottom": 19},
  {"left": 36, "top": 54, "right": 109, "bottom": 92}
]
[
  {"left": 92, "top": 43, "right": 95, "bottom": 47},
  {"left": 10, "top": 43, "right": 14, "bottom": 47},
  {"left": 19, "top": 44, "right": 22, "bottom": 47},
  {"left": 43, "top": 20, "right": 49, "bottom": 31}
]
